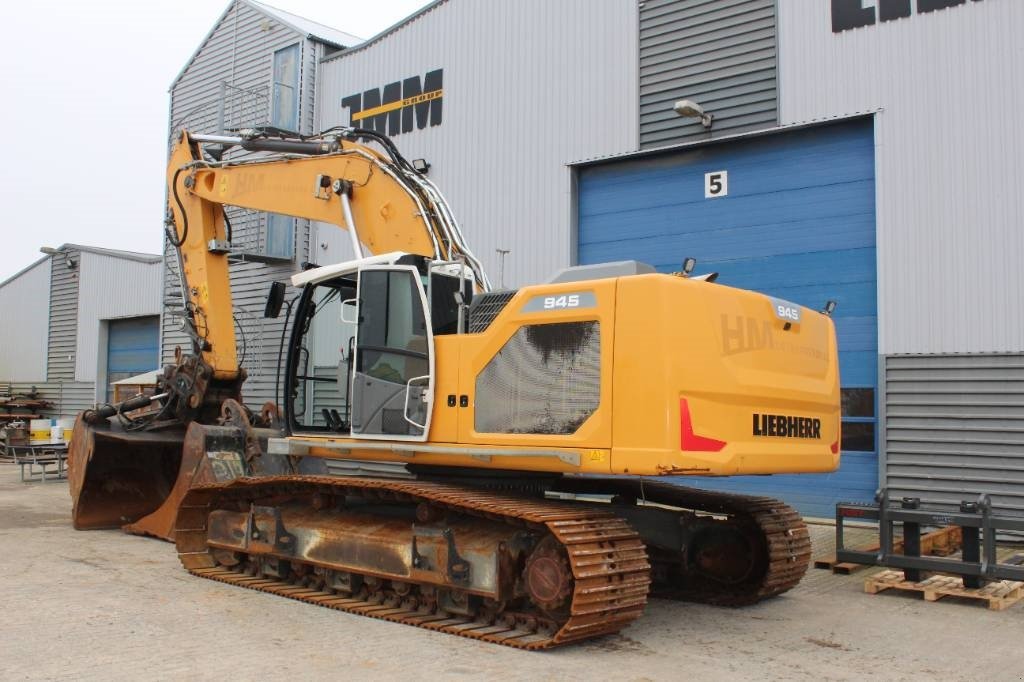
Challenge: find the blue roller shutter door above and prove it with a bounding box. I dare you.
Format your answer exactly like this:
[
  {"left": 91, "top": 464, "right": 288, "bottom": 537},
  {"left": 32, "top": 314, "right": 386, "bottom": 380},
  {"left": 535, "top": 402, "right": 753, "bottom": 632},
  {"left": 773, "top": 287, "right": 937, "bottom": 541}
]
[
  {"left": 107, "top": 316, "right": 160, "bottom": 401},
  {"left": 577, "top": 119, "right": 877, "bottom": 519}
]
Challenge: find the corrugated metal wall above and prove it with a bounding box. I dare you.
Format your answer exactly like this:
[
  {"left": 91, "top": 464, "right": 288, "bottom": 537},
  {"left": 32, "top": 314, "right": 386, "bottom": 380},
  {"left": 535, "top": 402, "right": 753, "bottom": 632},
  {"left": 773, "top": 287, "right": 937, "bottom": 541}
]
[
  {"left": 8, "top": 381, "right": 95, "bottom": 418},
  {"left": 1, "top": 249, "right": 163, "bottom": 411},
  {"left": 47, "top": 248, "right": 80, "bottom": 383},
  {"left": 2, "top": 250, "right": 95, "bottom": 414},
  {"left": 0, "top": 259, "right": 50, "bottom": 381},
  {"left": 76, "top": 252, "right": 162, "bottom": 390},
  {"left": 639, "top": 0, "right": 777, "bottom": 148},
  {"left": 885, "top": 354, "right": 1024, "bottom": 516},
  {"left": 777, "top": 0, "right": 1024, "bottom": 355},
  {"left": 165, "top": 0, "right": 325, "bottom": 407},
  {"left": 317, "top": 0, "right": 638, "bottom": 288}
]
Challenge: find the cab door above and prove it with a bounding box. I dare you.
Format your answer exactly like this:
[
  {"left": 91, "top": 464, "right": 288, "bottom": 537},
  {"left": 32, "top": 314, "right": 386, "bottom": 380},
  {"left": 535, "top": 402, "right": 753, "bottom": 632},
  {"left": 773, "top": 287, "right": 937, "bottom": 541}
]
[{"left": 350, "top": 265, "right": 434, "bottom": 441}]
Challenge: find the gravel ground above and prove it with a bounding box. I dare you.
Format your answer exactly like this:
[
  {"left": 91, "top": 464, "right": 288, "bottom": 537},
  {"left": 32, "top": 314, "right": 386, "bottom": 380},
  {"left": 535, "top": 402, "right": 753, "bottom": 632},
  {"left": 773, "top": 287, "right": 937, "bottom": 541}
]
[{"left": 1, "top": 464, "right": 1021, "bottom": 681}]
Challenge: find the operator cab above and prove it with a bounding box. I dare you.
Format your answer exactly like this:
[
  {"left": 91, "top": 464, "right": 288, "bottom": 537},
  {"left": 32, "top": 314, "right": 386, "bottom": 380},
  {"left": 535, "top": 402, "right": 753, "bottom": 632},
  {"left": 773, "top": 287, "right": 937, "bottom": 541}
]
[{"left": 275, "top": 252, "right": 472, "bottom": 441}]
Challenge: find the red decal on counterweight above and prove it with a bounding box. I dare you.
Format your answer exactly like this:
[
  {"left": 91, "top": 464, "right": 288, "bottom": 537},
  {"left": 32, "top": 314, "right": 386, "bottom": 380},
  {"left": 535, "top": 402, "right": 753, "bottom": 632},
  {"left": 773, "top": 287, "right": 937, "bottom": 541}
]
[{"left": 679, "top": 398, "right": 727, "bottom": 452}]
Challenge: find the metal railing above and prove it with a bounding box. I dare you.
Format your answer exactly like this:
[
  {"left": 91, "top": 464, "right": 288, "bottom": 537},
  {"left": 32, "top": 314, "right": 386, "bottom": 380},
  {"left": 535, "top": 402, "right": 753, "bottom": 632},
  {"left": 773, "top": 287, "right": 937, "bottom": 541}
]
[
  {"left": 168, "top": 82, "right": 291, "bottom": 260},
  {"left": 170, "top": 82, "right": 270, "bottom": 142}
]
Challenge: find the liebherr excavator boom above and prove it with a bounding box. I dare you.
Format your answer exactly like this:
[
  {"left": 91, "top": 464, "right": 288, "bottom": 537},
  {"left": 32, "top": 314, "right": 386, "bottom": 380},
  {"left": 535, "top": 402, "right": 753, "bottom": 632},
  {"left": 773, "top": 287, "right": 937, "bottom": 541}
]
[{"left": 69, "top": 127, "right": 840, "bottom": 648}]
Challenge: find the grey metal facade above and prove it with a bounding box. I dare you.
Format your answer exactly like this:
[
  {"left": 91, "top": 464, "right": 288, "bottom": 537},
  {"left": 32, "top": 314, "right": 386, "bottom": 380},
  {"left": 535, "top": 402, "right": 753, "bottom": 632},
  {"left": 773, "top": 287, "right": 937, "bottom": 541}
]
[
  {"left": 316, "top": 0, "right": 638, "bottom": 287},
  {"left": 777, "top": 0, "right": 1024, "bottom": 513},
  {"left": 163, "top": 0, "right": 359, "bottom": 407},
  {"left": 1, "top": 245, "right": 161, "bottom": 417},
  {"left": 0, "top": 258, "right": 50, "bottom": 382},
  {"left": 8, "top": 381, "right": 95, "bottom": 418},
  {"left": 778, "top": 0, "right": 1024, "bottom": 355},
  {"left": 75, "top": 251, "right": 163, "bottom": 397},
  {"left": 884, "top": 354, "right": 1024, "bottom": 516},
  {"left": 639, "top": 0, "right": 778, "bottom": 148},
  {"left": 47, "top": 248, "right": 80, "bottom": 384}
]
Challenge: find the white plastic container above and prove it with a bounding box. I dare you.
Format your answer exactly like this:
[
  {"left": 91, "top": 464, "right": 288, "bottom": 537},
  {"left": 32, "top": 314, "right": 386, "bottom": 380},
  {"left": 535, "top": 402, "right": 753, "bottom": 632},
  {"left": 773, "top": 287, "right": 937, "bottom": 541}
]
[
  {"left": 30, "top": 419, "right": 52, "bottom": 442},
  {"left": 58, "top": 417, "right": 76, "bottom": 443}
]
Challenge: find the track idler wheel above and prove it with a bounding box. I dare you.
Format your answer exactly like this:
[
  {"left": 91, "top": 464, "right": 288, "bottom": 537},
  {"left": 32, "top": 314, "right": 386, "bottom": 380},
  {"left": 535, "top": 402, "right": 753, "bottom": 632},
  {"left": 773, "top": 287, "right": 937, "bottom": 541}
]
[
  {"left": 689, "top": 523, "right": 765, "bottom": 586},
  {"left": 523, "top": 536, "right": 573, "bottom": 613}
]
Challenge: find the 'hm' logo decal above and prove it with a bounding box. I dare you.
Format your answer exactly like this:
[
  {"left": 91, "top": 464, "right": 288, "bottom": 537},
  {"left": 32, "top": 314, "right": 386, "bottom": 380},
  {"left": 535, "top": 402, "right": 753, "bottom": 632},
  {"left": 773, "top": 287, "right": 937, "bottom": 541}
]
[{"left": 341, "top": 69, "right": 443, "bottom": 137}]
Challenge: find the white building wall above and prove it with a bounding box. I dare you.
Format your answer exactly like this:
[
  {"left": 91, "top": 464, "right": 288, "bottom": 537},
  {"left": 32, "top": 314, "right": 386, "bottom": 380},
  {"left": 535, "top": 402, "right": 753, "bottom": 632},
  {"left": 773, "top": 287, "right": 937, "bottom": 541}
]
[
  {"left": 777, "top": 0, "right": 1024, "bottom": 354},
  {"left": 75, "top": 252, "right": 162, "bottom": 385},
  {"left": 0, "top": 259, "right": 51, "bottom": 381},
  {"left": 316, "top": 0, "right": 639, "bottom": 287}
]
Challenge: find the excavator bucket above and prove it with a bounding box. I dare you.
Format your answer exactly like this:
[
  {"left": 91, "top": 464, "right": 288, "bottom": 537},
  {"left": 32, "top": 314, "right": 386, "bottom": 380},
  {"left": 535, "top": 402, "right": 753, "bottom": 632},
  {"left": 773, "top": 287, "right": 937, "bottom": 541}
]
[{"left": 68, "top": 416, "right": 189, "bottom": 540}]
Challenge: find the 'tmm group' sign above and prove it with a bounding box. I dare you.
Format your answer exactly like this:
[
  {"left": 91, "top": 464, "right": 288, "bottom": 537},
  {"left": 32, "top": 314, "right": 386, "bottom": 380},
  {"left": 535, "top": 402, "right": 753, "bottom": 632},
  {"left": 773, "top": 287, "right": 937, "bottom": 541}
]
[{"left": 341, "top": 69, "right": 443, "bottom": 137}]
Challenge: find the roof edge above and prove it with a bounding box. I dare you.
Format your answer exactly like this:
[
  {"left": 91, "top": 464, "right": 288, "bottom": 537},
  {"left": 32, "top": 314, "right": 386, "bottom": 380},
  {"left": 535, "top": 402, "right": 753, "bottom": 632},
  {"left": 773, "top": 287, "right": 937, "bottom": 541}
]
[
  {"left": 0, "top": 255, "right": 50, "bottom": 290},
  {"left": 321, "top": 0, "right": 448, "bottom": 62},
  {"left": 169, "top": 0, "right": 238, "bottom": 91},
  {"left": 244, "top": 0, "right": 362, "bottom": 49},
  {"left": 569, "top": 111, "right": 880, "bottom": 167},
  {"left": 59, "top": 244, "right": 162, "bottom": 264}
]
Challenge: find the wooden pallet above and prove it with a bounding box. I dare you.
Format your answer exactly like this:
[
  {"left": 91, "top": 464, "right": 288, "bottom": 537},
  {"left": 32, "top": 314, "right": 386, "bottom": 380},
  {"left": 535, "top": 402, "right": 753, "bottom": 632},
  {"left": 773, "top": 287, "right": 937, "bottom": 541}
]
[
  {"left": 815, "top": 526, "right": 963, "bottom": 574},
  {"left": 814, "top": 557, "right": 869, "bottom": 575},
  {"left": 864, "top": 570, "right": 1024, "bottom": 611}
]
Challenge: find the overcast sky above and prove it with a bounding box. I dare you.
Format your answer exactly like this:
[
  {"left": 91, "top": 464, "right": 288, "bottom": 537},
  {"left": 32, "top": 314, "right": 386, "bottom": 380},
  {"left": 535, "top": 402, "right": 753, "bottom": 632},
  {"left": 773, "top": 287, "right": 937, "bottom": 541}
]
[{"left": 0, "top": 0, "right": 430, "bottom": 282}]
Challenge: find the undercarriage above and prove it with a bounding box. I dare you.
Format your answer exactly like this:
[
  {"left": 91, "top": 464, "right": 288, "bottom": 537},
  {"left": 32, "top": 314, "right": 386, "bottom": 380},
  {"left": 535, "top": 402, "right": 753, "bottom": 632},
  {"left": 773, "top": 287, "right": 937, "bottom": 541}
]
[{"left": 172, "top": 471, "right": 810, "bottom": 648}]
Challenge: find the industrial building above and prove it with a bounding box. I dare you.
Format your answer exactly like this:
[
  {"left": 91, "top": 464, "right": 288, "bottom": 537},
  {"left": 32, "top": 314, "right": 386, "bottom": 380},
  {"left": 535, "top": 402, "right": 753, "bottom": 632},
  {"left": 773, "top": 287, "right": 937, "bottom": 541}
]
[
  {"left": 163, "top": 0, "right": 361, "bottom": 403},
  {"left": 167, "top": 0, "right": 1022, "bottom": 519},
  {"left": 0, "top": 245, "right": 162, "bottom": 414}
]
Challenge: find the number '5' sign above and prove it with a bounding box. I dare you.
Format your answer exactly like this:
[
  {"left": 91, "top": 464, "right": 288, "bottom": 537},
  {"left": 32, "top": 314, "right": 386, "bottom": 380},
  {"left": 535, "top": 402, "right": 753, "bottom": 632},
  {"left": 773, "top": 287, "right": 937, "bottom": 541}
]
[{"left": 704, "top": 170, "right": 728, "bottom": 198}]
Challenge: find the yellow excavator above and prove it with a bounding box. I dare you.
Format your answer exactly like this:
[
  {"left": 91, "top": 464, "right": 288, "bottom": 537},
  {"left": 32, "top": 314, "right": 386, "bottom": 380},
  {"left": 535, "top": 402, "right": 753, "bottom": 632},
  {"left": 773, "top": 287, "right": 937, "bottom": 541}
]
[{"left": 69, "top": 127, "right": 840, "bottom": 649}]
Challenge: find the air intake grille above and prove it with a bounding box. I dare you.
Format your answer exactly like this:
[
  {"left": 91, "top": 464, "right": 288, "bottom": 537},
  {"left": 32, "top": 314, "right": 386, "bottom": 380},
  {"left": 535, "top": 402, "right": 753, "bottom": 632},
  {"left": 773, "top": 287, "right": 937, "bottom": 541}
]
[
  {"left": 474, "top": 321, "right": 600, "bottom": 435},
  {"left": 468, "top": 290, "right": 517, "bottom": 333}
]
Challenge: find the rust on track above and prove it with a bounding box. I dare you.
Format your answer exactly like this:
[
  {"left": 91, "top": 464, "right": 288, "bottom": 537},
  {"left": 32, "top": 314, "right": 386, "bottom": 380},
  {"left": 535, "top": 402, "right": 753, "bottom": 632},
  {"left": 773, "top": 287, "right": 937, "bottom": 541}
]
[{"left": 175, "top": 476, "right": 651, "bottom": 649}]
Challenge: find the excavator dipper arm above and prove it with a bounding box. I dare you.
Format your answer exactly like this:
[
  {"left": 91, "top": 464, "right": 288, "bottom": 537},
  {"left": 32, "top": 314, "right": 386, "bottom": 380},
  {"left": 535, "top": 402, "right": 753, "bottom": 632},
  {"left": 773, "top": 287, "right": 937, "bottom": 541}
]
[{"left": 164, "top": 129, "right": 488, "bottom": 380}]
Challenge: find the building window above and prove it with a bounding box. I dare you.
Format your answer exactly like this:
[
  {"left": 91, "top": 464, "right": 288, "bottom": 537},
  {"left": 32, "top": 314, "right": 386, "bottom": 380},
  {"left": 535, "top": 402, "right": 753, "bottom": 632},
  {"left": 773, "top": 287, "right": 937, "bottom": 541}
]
[
  {"left": 264, "top": 213, "right": 295, "bottom": 260},
  {"left": 840, "top": 387, "right": 876, "bottom": 452},
  {"left": 271, "top": 44, "right": 300, "bottom": 131}
]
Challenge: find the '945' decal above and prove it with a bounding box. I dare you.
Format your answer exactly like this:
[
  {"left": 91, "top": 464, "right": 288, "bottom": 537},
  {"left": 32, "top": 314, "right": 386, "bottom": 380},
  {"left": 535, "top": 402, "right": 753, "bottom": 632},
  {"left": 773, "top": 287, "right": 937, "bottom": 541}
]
[
  {"left": 522, "top": 291, "right": 597, "bottom": 313},
  {"left": 544, "top": 294, "right": 580, "bottom": 309},
  {"left": 769, "top": 297, "right": 802, "bottom": 323}
]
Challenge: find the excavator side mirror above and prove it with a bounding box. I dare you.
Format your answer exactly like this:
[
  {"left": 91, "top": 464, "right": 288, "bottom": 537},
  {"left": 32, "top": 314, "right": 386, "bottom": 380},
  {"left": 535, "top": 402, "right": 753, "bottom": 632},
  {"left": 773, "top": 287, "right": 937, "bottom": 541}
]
[{"left": 264, "top": 281, "right": 286, "bottom": 318}]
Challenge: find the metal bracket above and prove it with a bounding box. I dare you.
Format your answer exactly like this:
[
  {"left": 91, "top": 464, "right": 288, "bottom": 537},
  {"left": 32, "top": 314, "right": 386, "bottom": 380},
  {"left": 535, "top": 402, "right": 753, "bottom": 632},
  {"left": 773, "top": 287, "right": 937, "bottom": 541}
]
[
  {"left": 411, "top": 535, "right": 431, "bottom": 570},
  {"left": 443, "top": 528, "right": 471, "bottom": 585},
  {"left": 244, "top": 504, "right": 260, "bottom": 544},
  {"left": 246, "top": 505, "right": 296, "bottom": 554},
  {"left": 271, "top": 507, "right": 296, "bottom": 554}
]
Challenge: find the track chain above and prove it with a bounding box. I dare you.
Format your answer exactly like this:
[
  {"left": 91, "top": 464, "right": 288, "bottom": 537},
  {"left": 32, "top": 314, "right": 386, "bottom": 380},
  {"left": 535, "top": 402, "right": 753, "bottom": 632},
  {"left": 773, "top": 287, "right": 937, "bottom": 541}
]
[
  {"left": 557, "top": 477, "right": 812, "bottom": 605},
  {"left": 174, "top": 475, "right": 651, "bottom": 649}
]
